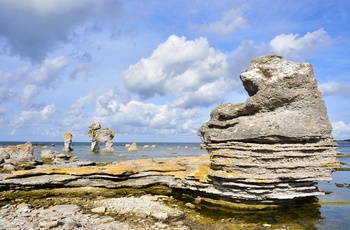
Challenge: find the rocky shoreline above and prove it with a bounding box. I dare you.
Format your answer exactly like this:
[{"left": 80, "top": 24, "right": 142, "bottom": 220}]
[
  {"left": 0, "top": 195, "right": 189, "bottom": 230},
  {"left": 0, "top": 55, "right": 342, "bottom": 229}
]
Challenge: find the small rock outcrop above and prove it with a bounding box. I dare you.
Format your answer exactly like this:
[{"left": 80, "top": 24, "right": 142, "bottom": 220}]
[
  {"left": 0, "top": 142, "right": 36, "bottom": 163},
  {"left": 62, "top": 132, "right": 74, "bottom": 152},
  {"left": 88, "top": 123, "right": 115, "bottom": 152},
  {"left": 0, "top": 142, "right": 38, "bottom": 170},
  {"left": 198, "top": 54, "right": 339, "bottom": 202},
  {"left": 40, "top": 149, "right": 60, "bottom": 162},
  {"left": 127, "top": 142, "right": 139, "bottom": 152}
]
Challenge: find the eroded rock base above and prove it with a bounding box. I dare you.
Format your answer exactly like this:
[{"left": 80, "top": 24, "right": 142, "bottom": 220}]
[{"left": 207, "top": 141, "right": 338, "bottom": 201}]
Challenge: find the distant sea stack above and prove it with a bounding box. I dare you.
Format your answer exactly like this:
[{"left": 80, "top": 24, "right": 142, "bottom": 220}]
[{"left": 198, "top": 54, "right": 340, "bottom": 203}]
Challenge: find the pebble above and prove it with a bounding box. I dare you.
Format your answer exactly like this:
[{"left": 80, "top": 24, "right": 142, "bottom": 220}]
[{"left": 91, "top": 206, "right": 106, "bottom": 213}]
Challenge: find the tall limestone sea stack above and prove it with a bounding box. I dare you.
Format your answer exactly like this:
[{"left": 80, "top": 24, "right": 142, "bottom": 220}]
[
  {"left": 62, "top": 132, "right": 73, "bottom": 152},
  {"left": 198, "top": 54, "right": 340, "bottom": 202}
]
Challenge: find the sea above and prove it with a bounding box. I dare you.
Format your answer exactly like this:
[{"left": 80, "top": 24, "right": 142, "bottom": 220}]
[{"left": 1, "top": 141, "right": 350, "bottom": 229}]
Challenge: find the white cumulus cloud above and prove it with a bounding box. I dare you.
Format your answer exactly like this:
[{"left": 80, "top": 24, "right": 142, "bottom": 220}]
[
  {"left": 269, "top": 28, "right": 333, "bottom": 60},
  {"left": 20, "top": 56, "right": 68, "bottom": 107},
  {"left": 10, "top": 104, "right": 58, "bottom": 129},
  {"left": 123, "top": 35, "right": 239, "bottom": 108},
  {"left": 319, "top": 81, "right": 350, "bottom": 97},
  {"left": 332, "top": 121, "right": 350, "bottom": 140}
]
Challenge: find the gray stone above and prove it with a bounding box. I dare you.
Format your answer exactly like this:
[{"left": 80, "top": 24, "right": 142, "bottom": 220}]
[
  {"left": 91, "top": 206, "right": 106, "bottom": 213},
  {"left": 3, "top": 164, "right": 15, "bottom": 172},
  {"left": 40, "top": 149, "right": 59, "bottom": 160},
  {"left": 39, "top": 220, "right": 58, "bottom": 229},
  {"left": 62, "top": 218, "right": 77, "bottom": 230}
]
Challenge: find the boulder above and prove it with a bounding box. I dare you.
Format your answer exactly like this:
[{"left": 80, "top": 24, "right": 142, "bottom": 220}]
[
  {"left": 198, "top": 54, "right": 339, "bottom": 202},
  {"left": 40, "top": 149, "right": 60, "bottom": 160},
  {"left": 0, "top": 142, "right": 37, "bottom": 165},
  {"left": 127, "top": 142, "right": 139, "bottom": 152}
]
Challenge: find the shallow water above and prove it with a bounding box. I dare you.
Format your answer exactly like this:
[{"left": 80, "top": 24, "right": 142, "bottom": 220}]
[{"left": 1, "top": 141, "right": 350, "bottom": 229}]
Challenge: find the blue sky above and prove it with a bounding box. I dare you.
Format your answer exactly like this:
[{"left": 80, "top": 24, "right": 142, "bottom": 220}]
[{"left": 0, "top": 0, "right": 349, "bottom": 142}]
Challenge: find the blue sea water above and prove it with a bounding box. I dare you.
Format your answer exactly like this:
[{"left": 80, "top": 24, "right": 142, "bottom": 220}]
[
  {"left": 1, "top": 141, "right": 208, "bottom": 162},
  {"left": 1, "top": 141, "right": 350, "bottom": 229}
]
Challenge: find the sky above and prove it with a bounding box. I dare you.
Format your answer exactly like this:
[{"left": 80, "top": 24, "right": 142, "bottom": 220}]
[{"left": 0, "top": 0, "right": 349, "bottom": 142}]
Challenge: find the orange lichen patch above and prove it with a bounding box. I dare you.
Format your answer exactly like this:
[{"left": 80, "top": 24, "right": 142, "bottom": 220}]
[
  {"left": 63, "top": 132, "right": 73, "bottom": 139},
  {"left": 322, "top": 163, "right": 342, "bottom": 167},
  {"left": 5, "top": 143, "right": 33, "bottom": 153},
  {"left": 143, "top": 161, "right": 186, "bottom": 172},
  {"left": 103, "top": 165, "right": 137, "bottom": 175},
  {"left": 193, "top": 164, "right": 210, "bottom": 183},
  {"left": 7, "top": 155, "right": 210, "bottom": 179}
]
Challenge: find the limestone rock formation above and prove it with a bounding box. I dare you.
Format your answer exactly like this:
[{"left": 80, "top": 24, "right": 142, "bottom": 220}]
[
  {"left": 198, "top": 54, "right": 339, "bottom": 202},
  {"left": 101, "top": 127, "right": 115, "bottom": 152},
  {"left": 88, "top": 123, "right": 115, "bottom": 152},
  {"left": 62, "top": 132, "right": 73, "bottom": 152},
  {"left": 0, "top": 142, "right": 37, "bottom": 165},
  {"left": 88, "top": 122, "right": 102, "bottom": 152}
]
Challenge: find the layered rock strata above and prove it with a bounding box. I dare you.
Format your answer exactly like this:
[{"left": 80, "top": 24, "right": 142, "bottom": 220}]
[{"left": 198, "top": 54, "right": 339, "bottom": 202}]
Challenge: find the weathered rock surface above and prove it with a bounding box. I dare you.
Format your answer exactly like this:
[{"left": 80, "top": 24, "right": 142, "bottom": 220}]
[
  {"left": 198, "top": 54, "right": 340, "bottom": 202},
  {"left": 0, "top": 142, "right": 39, "bottom": 171}
]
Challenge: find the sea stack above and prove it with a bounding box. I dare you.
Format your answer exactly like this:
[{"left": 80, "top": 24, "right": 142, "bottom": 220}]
[
  {"left": 62, "top": 132, "right": 73, "bottom": 152},
  {"left": 101, "top": 127, "right": 115, "bottom": 152},
  {"left": 88, "top": 122, "right": 102, "bottom": 152},
  {"left": 88, "top": 123, "right": 115, "bottom": 152},
  {"left": 198, "top": 54, "right": 340, "bottom": 203}
]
